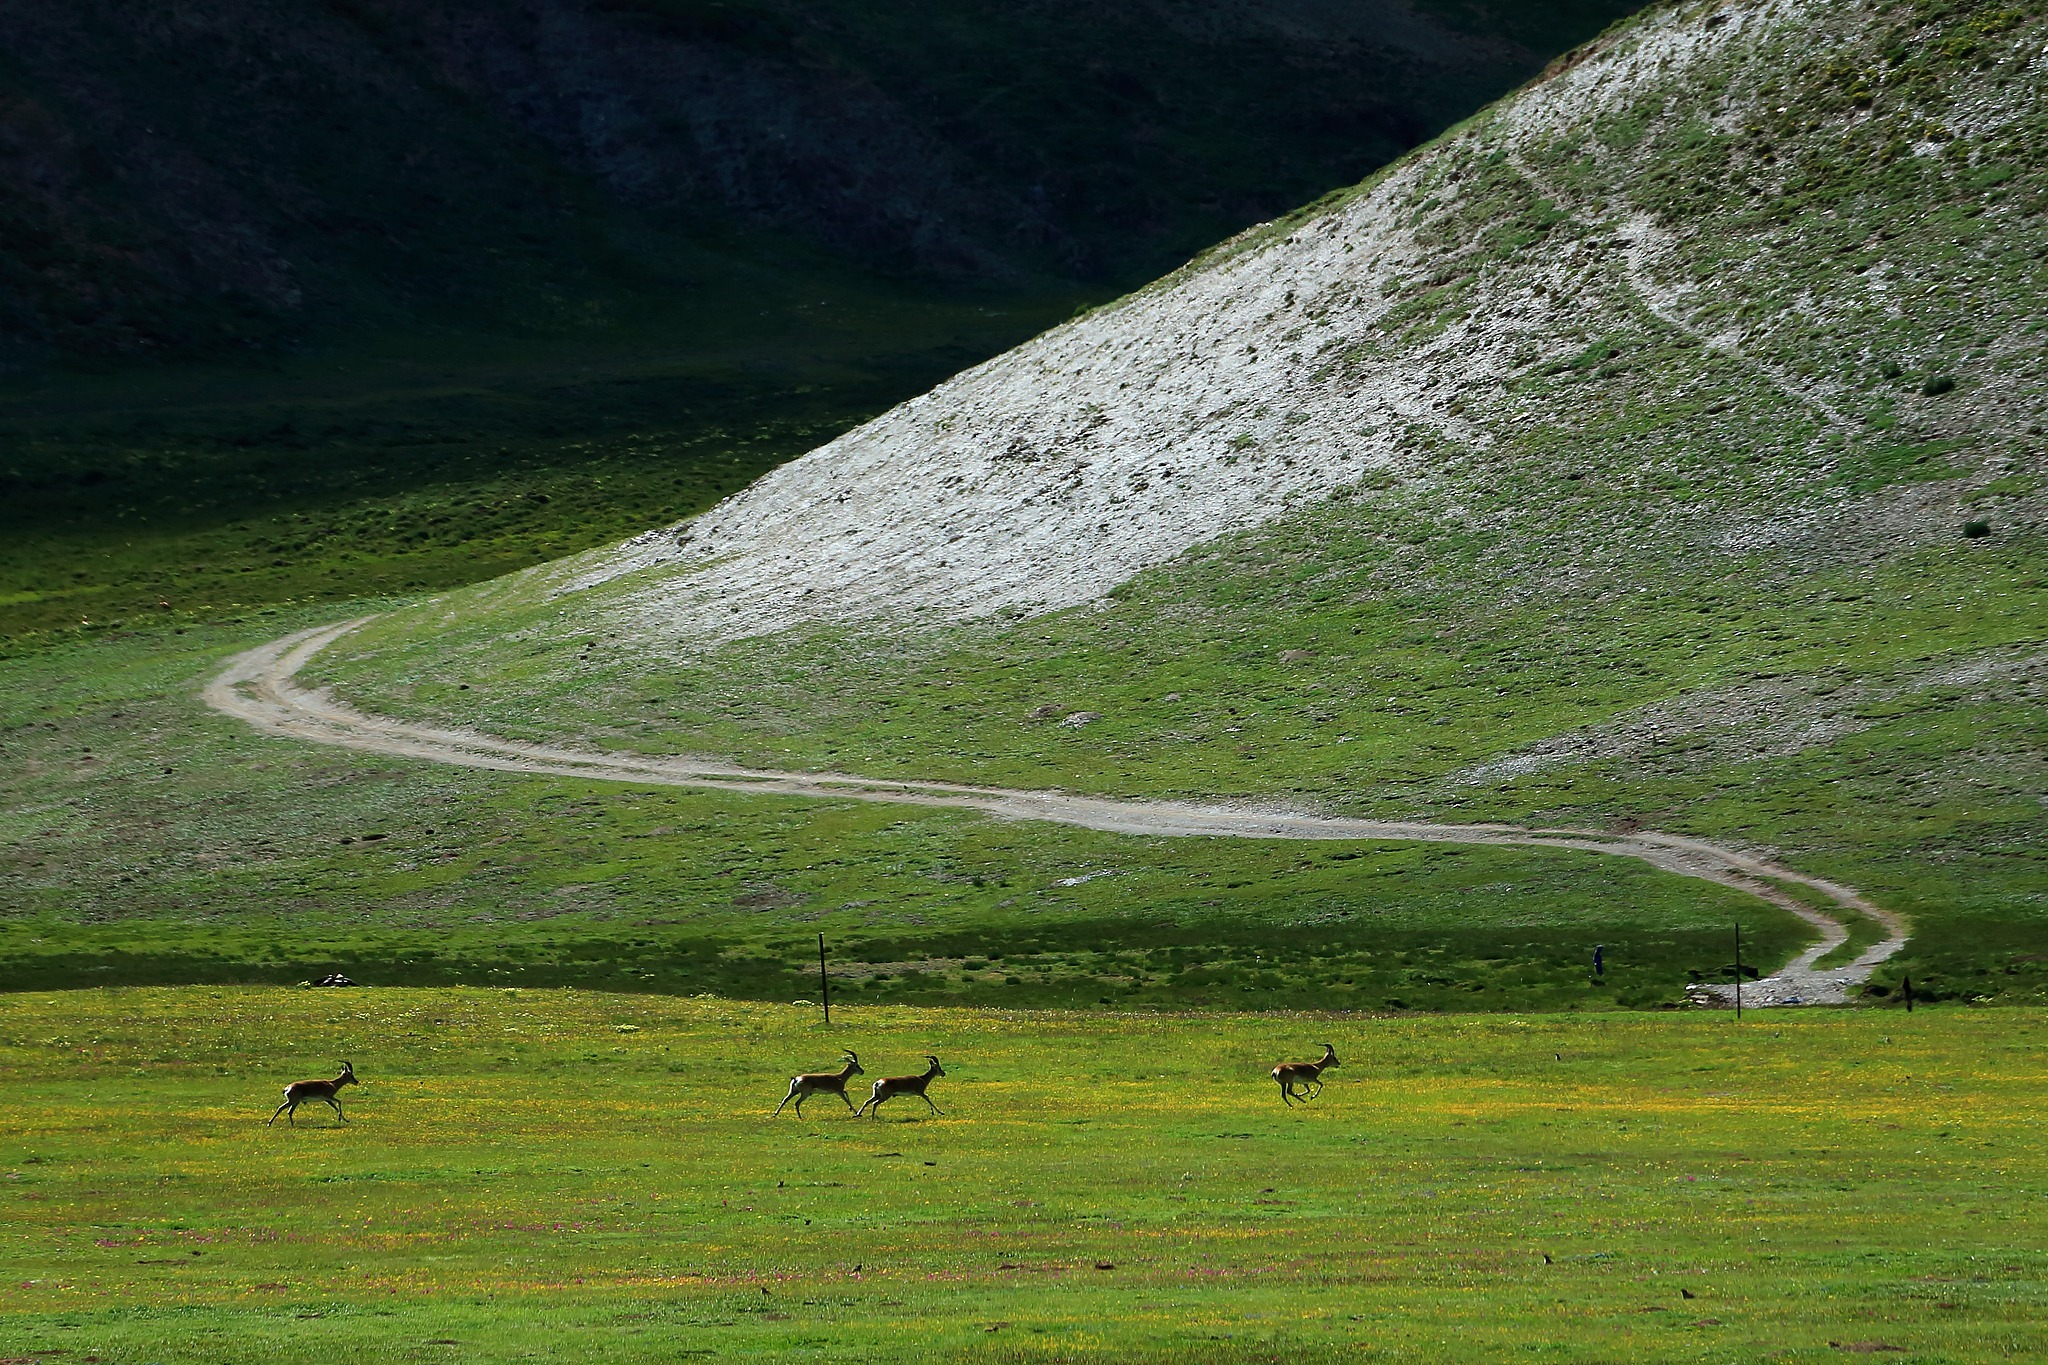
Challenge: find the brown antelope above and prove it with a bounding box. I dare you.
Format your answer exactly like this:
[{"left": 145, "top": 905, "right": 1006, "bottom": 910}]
[
  {"left": 1271, "top": 1044, "right": 1337, "bottom": 1105},
  {"left": 268, "top": 1061, "right": 357, "bottom": 1126},
  {"left": 773, "top": 1052, "right": 863, "bottom": 1117},
  {"left": 857, "top": 1055, "right": 945, "bottom": 1118}
]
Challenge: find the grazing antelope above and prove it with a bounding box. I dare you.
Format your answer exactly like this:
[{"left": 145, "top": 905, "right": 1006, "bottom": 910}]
[
  {"left": 267, "top": 1061, "right": 357, "bottom": 1126},
  {"left": 1271, "top": 1043, "right": 1338, "bottom": 1106},
  {"left": 773, "top": 1052, "right": 863, "bottom": 1117},
  {"left": 857, "top": 1055, "right": 945, "bottom": 1118}
]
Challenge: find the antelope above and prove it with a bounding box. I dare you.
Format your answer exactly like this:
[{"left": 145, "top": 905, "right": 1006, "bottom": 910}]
[
  {"left": 267, "top": 1061, "right": 357, "bottom": 1126},
  {"left": 857, "top": 1055, "right": 945, "bottom": 1118},
  {"left": 773, "top": 1051, "right": 863, "bottom": 1116},
  {"left": 1271, "top": 1043, "right": 1337, "bottom": 1105}
]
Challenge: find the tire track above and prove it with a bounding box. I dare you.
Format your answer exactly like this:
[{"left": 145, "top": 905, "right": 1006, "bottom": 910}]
[
  {"left": 207, "top": 619, "right": 1909, "bottom": 1006},
  {"left": 1502, "top": 148, "right": 1854, "bottom": 432}
]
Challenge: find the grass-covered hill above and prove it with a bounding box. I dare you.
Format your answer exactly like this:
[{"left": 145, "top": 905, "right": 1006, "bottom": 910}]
[
  {"left": 0, "top": 0, "right": 1640, "bottom": 644},
  {"left": 302, "top": 0, "right": 2048, "bottom": 1001}
]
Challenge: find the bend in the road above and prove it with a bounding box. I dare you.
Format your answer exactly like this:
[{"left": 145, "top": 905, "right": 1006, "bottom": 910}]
[{"left": 207, "top": 621, "right": 1910, "bottom": 1007}]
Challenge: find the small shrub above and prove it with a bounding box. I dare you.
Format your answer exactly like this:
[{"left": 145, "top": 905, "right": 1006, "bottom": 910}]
[
  {"left": 1921, "top": 375, "right": 1957, "bottom": 396},
  {"left": 1963, "top": 519, "right": 1992, "bottom": 539}
]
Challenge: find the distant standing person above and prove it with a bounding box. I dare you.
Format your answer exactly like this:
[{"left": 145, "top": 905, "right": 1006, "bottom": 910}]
[{"left": 1593, "top": 944, "right": 1605, "bottom": 978}]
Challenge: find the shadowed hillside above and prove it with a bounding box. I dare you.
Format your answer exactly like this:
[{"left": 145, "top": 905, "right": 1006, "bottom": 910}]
[{"left": 0, "top": 0, "right": 1640, "bottom": 364}]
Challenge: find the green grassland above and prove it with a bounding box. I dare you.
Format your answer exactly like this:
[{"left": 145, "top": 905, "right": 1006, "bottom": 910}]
[
  {"left": 0, "top": 615, "right": 1804, "bottom": 1009},
  {"left": 302, "top": 0, "right": 2048, "bottom": 1005},
  {"left": 312, "top": 500, "right": 2045, "bottom": 1006},
  {"left": 3, "top": 987, "right": 2044, "bottom": 1362}
]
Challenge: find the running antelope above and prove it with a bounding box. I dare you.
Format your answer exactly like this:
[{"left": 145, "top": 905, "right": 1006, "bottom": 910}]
[
  {"left": 1271, "top": 1044, "right": 1337, "bottom": 1105},
  {"left": 773, "top": 1051, "right": 863, "bottom": 1117},
  {"left": 267, "top": 1060, "right": 357, "bottom": 1126},
  {"left": 857, "top": 1055, "right": 945, "bottom": 1118}
]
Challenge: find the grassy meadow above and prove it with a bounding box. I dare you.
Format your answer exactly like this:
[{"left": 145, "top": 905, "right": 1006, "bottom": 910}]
[
  {"left": 3, "top": 987, "right": 2044, "bottom": 1362},
  {"left": 307, "top": 495, "right": 2047, "bottom": 1007},
  {"left": 4, "top": 2, "right": 2043, "bottom": 1359},
  {"left": 1, "top": 614, "right": 1808, "bottom": 1009}
]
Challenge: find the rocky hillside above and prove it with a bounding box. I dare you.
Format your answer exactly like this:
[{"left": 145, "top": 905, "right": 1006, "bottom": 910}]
[
  {"left": 0, "top": 0, "right": 1636, "bottom": 364},
  {"left": 317, "top": 0, "right": 2048, "bottom": 1000},
  {"left": 355, "top": 0, "right": 2045, "bottom": 642}
]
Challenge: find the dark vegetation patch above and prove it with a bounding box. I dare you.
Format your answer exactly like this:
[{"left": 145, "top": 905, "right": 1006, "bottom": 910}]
[
  {"left": 0, "top": 918, "right": 1783, "bottom": 1014},
  {"left": 0, "top": 353, "right": 989, "bottom": 643},
  {"left": 0, "top": 0, "right": 1643, "bottom": 363}
]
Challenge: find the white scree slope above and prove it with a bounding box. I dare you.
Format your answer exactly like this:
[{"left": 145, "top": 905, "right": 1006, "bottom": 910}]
[{"left": 560, "top": 0, "right": 1808, "bottom": 647}]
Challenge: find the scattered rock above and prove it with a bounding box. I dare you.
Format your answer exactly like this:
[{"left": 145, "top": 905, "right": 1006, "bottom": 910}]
[
  {"left": 1060, "top": 711, "right": 1101, "bottom": 727},
  {"left": 310, "top": 973, "right": 358, "bottom": 988},
  {"left": 1278, "top": 649, "right": 1315, "bottom": 663},
  {"left": 1026, "top": 703, "right": 1063, "bottom": 721}
]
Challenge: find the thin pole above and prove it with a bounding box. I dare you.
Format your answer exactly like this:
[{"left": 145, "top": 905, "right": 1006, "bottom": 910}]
[
  {"left": 819, "top": 933, "right": 832, "bottom": 1027},
  {"left": 1903, "top": 973, "right": 1913, "bottom": 1014},
  {"left": 1733, "top": 922, "right": 1743, "bottom": 1021}
]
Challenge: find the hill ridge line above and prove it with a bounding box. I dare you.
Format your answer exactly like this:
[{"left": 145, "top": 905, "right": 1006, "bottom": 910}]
[{"left": 206, "top": 619, "right": 1910, "bottom": 1008}]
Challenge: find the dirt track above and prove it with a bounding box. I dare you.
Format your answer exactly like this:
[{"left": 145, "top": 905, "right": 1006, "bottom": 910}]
[{"left": 207, "top": 619, "right": 1910, "bottom": 1007}]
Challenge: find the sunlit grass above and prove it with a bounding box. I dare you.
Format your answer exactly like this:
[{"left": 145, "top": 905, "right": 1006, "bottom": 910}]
[{"left": 3, "top": 987, "right": 2044, "bottom": 1360}]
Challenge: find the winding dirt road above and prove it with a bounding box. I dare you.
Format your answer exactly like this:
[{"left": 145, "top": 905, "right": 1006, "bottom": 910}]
[{"left": 208, "top": 620, "right": 1909, "bottom": 1006}]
